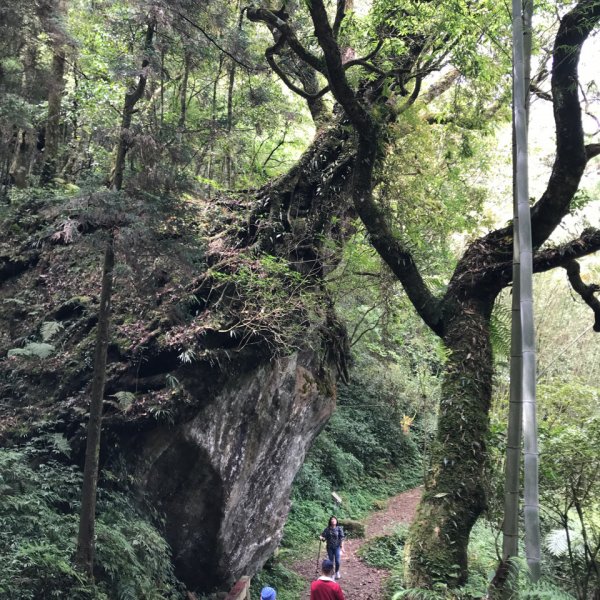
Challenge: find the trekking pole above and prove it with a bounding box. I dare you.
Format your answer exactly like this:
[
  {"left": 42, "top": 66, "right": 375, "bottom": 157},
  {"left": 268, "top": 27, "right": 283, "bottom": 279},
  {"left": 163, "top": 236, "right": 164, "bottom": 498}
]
[{"left": 315, "top": 538, "right": 322, "bottom": 579}]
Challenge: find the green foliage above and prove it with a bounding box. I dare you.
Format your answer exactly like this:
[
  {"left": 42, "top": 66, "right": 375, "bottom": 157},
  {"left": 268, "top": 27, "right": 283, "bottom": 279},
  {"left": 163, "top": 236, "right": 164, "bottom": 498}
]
[
  {"left": 40, "top": 321, "right": 64, "bottom": 342},
  {"left": 111, "top": 391, "right": 135, "bottom": 412},
  {"left": 280, "top": 498, "right": 329, "bottom": 556},
  {"left": 0, "top": 444, "right": 183, "bottom": 599},
  {"left": 357, "top": 525, "right": 408, "bottom": 570},
  {"left": 7, "top": 342, "right": 56, "bottom": 359},
  {"left": 249, "top": 558, "right": 306, "bottom": 600},
  {"left": 208, "top": 253, "right": 321, "bottom": 352},
  {"left": 489, "top": 302, "right": 511, "bottom": 361},
  {"left": 519, "top": 582, "right": 577, "bottom": 600},
  {"left": 388, "top": 519, "right": 579, "bottom": 599}
]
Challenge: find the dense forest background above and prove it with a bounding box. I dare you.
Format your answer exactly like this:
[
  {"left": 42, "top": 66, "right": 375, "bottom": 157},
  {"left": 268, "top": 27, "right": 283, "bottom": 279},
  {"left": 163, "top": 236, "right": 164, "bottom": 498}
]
[{"left": 0, "top": 0, "right": 599, "bottom": 598}]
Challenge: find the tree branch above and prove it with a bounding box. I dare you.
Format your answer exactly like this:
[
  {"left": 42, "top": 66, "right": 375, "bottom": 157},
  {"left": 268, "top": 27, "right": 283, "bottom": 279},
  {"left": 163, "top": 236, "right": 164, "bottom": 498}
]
[
  {"left": 420, "top": 68, "right": 461, "bottom": 105},
  {"left": 530, "top": 229, "right": 600, "bottom": 331},
  {"left": 530, "top": 0, "right": 600, "bottom": 247},
  {"left": 304, "top": 0, "right": 443, "bottom": 336},
  {"left": 530, "top": 83, "right": 552, "bottom": 102},
  {"left": 175, "top": 10, "right": 255, "bottom": 71},
  {"left": 532, "top": 228, "right": 600, "bottom": 274},
  {"left": 306, "top": 0, "right": 373, "bottom": 132},
  {"left": 333, "top": 0, "right": 347, "bottom": 40},
  {"left": 586, "top": 143, "right": 600, "bottom": 160},
  {"left": 264, "top": 37, "right": 329, "bottom": 101},
  {"left": 564, "top": 260, "right": 600, "bottom": 332},
  {"left": 246, "top": 7, "right": 326, "bottom": 74}
]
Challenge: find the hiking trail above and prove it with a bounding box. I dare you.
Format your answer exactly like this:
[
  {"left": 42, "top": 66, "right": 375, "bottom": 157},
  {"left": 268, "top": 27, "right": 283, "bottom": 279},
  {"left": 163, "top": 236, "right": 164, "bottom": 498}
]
[{"left": 290, "top": 487, "right": 423, "bottom": 599}]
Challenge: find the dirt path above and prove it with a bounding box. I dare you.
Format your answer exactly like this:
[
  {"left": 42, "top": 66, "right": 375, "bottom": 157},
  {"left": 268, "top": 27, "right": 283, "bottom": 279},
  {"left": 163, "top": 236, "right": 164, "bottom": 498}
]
[{"left": 290, "top": 487, "right": 422, "bottom": 600}]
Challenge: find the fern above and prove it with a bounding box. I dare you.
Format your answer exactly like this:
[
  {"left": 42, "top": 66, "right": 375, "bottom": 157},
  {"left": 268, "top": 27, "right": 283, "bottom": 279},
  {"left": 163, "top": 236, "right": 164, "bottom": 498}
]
[
  {"left": 165, "top": 373, "right": 180, "bottom": 389},
  {"left": 178, "top": 348, "right": 196, "bottom": 364},
  {"left": 7, "top": 342, "right": 55, "bottom": 358},
  {"left": 520, "top": 581, "right": 577, "bottom": 599},
  {"left": 0, "top": 445, "right": 182, "bottom": 599},
  {"left": 47, "top": 432, "right": 71, "bottom": 457},
  {"left": 490, "top": 302, "right": 511, "bottom": 360},
  {"left": 40, "top": 320, "right": 64, "bottom": 341},
  {"left": 112, "top": 391, "right": 135, "bottom": 412}
]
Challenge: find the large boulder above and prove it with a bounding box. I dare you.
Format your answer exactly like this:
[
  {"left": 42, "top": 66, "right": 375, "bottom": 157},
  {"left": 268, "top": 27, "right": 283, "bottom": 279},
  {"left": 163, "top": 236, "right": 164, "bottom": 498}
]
[
  {"left": 131, "top": 350, "right": 335, "bottom": 589},
  {"left": 0, "top": 195, "right": 345, "bottom": 593}
]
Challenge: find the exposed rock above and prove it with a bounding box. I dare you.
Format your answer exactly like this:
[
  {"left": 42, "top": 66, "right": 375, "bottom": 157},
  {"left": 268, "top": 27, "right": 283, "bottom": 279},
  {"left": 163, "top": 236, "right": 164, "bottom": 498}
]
[
  {"left": 0, "top": 195, "right": 345, "bottom": 593},
  {"left": 130, "top": 350, "right": 335, "bottom": 589}
]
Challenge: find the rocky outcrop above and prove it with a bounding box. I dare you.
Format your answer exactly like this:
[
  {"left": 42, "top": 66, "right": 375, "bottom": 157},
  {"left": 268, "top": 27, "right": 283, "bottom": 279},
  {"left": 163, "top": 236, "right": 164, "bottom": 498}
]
[
  {"left": 0, "top": 195, "right": 344, "bottom": 593},
  {"left": 130, "top": 350, "right": 335, "bottom": 589}
]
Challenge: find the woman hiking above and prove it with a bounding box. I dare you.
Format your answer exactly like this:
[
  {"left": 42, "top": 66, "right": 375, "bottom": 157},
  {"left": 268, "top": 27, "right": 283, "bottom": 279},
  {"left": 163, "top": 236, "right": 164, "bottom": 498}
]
[{"left": 319, "top": 516, "right": 345, "bottom": 580}]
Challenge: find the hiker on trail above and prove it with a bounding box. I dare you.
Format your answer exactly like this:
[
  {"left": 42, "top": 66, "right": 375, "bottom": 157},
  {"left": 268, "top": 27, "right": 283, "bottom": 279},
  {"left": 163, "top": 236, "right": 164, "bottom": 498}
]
[
  {"left": 319, "top": 516, "right": 344, "bottom": 580},
  {"left": 310, "top": 559, "right": 345, "bottom": 600},
  {"left": 260, "top": 586, "right": 276, "bottom": 600}
]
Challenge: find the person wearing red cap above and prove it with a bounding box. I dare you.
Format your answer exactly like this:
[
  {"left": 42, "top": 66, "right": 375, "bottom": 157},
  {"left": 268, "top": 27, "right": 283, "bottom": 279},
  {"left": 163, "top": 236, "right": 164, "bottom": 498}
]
[{"left": 310, "top": 559, "right": 345, "bottom": 600}]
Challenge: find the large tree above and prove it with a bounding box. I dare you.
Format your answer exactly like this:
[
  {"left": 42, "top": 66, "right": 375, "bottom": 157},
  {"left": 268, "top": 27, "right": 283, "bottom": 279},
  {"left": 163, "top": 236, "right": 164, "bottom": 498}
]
[{"left": 246, "top": 0, "right": 600, "bottom": 587}]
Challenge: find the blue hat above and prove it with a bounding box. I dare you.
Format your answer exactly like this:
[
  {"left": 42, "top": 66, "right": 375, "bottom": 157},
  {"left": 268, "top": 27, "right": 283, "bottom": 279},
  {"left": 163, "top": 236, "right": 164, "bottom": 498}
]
[
  {"left": 261, "top": 587, "right": 276, "bottom": 600},
  {"left": 322, "top": 559, "right": 334, "bottom": 573}
]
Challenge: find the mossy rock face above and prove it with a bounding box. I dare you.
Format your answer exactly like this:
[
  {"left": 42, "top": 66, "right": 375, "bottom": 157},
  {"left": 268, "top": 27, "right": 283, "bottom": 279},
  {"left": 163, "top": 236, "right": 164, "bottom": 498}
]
[
  {"left": 0, "top": 196, "right": 347, "bottom": 593},
  {"left": 338, "top": 518, "right": 365, "bottom": 538}
]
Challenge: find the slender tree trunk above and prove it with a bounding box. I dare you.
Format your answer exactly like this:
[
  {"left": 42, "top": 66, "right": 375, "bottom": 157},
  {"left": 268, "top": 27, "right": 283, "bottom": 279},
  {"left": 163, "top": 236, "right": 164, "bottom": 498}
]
[
  {"left": 10, "top": 45, "right": 38, "bottom": 188},
  {"left": 159, "top": 43, "right": 165, "bottom": 127},
  {"left": 110, "top": 22, "right": 155, "bottom": 190},
  {"left": 178, "top": 49, "right": 191, "bottom": 129},
  {"left": 74, "top": 237, "right": 115, "bottom": 577},
  {"left": 76, "top": 19, "right": 154, "bottom": 579},
  {"left": 61, "top": 59, "right": 81, "bottom": 181},
  {"left": 405, "top": 299, "right": 494, "bottom": 587},
  {"left": 492, "top": 2, "right": 537, "bottom": 593},
  {"left": 41, "top": 0, "right": 68, "bottom": 186},
  {"left": 9, "top": 130, "right": 31, "bottom": 188},
  {"left": 225, "top": 61, "right": 235, "bottom": 188},
  {"left": 224, "top": 4, "right": 243, "bottom": 188},
  {"left": 206, "top": 55, "right": 223, "bottom": 197}
]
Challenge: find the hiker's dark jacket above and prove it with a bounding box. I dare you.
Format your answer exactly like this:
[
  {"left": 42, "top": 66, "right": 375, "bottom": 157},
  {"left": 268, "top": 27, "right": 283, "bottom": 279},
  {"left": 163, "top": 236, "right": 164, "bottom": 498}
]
[{"left": 321, "top": 526, "right": 344, "bottom": 549}]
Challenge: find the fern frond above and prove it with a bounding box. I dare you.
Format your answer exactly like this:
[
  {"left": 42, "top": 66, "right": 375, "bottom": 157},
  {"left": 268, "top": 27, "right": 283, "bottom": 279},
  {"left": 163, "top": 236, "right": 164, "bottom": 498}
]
[
  {"left": 8, "top": 342, "right": 55, "bottom": 359},
  {"left": 178, "top": 348, "right": 195, "bottom": 364},
  {"left": 112, "top": 391, "right": 135, "bottom": 412},
  {"left": 490, "top": 302, "right": 511, "bottom": 360},
  {"left": 40, "top": 321, "right": 64, "bottom": 342},
  {"left": 521, "top": 581, "right": 577, "bottom": 599},
  {"left": 545, "top": 527, "right": 583, "bottom": 558}
]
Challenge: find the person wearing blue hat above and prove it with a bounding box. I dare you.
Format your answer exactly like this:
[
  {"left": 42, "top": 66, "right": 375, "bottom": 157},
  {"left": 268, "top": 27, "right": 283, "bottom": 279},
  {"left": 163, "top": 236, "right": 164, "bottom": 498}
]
[
  {"left": 310, "top": 559, "right": 345, "bottom": 600},
  {"left": 260, "top": 586, "right": 277, "bottom": 600}
]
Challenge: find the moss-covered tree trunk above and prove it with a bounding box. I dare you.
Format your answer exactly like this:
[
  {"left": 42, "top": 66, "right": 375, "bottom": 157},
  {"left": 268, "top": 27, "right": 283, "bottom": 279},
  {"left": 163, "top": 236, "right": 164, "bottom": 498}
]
[{"left": 405, "top": 297, "right": 494, "bottom": 587}]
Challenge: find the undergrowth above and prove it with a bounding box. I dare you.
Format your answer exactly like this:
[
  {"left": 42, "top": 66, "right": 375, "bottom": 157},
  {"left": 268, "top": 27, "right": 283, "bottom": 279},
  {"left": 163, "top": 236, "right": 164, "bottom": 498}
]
[
  {"left": 388, "top": 521, "right": 578, "bottom": 600},
  {"left": 0, "top": 441, "right": 183, "bottom": 599},
  {"left": 253, "top": 363, "right": 426, "bottom": 594},
  {"left": 249, "top": 558, "right": 306, "bottom": 600},
  {"left": 358, "top": 525, "right": 409, "bottom": 570}
]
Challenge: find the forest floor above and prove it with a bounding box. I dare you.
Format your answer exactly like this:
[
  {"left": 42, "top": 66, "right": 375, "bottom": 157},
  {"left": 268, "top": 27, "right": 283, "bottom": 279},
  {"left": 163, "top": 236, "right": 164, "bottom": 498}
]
[{"left": 290, "top": 487, "right": 422, "bottom": 600}]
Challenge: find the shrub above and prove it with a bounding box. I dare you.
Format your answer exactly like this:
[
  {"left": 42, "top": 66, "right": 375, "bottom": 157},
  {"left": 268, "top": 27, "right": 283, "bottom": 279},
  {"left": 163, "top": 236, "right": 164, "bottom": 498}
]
[
  {"left": 357, "top": 525, "right": 408, "bottom": 570},
  {"left": 249, "top": 558, "right": 306, "bottom": 600},
  {"left": 0, "top": 444, "right": 183, "bottom": 599}
]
